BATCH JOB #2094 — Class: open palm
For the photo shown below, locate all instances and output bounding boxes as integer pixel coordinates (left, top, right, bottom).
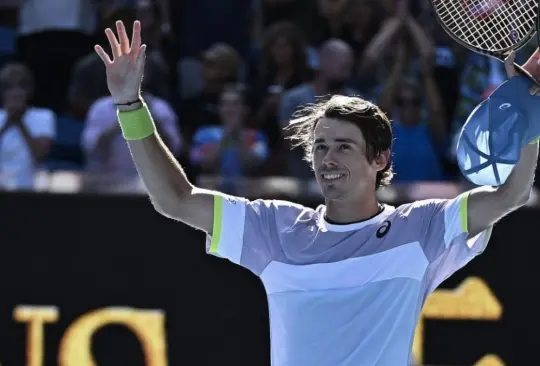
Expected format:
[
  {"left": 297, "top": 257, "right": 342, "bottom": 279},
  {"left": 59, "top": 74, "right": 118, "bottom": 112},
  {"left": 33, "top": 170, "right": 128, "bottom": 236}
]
[{"left": 95, "top": 20, "right": 147, "bottom": 104}]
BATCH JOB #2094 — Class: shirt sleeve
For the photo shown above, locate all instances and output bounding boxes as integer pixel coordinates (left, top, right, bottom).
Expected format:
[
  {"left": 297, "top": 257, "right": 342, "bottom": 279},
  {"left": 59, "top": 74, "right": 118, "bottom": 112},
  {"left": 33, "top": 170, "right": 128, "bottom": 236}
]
[
  {"left": 82, "top": 100, "right": 114, "bottom": 154},
  {"left": 412, "top": 192, "right": 493, "bottom": 293},
  {"left": 31, "top": 109, "right": 56, "bottom": 139},
  {"left": 206, "top": 193, "right": 304, "bottom": 275}
]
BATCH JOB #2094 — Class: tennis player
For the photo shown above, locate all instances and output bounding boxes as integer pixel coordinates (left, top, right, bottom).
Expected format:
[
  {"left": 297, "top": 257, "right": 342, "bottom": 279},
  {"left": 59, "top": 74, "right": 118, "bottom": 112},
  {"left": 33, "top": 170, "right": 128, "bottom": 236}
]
[{"left": 97, "top": 21, "right": 539, "bottom": 365}]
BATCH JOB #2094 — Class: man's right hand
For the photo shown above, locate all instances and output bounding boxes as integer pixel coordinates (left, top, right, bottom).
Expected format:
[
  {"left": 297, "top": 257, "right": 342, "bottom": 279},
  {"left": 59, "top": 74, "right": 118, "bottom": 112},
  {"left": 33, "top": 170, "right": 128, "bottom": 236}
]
[{"left": 95, "top": 21, "right": 147, "bottom": 105}]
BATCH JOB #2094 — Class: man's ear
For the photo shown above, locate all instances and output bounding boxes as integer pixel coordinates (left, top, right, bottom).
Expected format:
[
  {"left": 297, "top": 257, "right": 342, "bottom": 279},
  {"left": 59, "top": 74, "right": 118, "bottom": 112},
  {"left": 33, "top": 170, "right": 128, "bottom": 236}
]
[{"left": 373, "top": 150, "right": 390, "bottom": 172}]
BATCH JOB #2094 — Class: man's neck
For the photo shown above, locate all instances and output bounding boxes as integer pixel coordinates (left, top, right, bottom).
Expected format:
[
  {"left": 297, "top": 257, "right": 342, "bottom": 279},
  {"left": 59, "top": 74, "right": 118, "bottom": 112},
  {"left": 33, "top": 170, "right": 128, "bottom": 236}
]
[{"left": 324, "top": 195, "right": 380, "bottom": 225}]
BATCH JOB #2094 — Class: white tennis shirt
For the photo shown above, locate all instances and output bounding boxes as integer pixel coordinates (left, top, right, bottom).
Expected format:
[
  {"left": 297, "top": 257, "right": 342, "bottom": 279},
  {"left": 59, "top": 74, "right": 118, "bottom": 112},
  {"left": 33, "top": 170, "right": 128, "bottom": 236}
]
[{"left": 207, "top": 192, "right": 492, "bottom": 366}]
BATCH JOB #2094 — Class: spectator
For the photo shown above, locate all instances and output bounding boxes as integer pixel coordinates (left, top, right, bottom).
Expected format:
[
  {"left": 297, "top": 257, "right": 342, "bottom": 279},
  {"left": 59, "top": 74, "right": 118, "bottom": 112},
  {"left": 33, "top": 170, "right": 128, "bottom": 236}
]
[
  {"left": 252, "top": 21, "right": 311, "bottom": 171},
  {"left": 190, "top": 84, "right": 268, "bottom": 194},
  {"left": 17, "top": 0, "right": 98, "bottom": 113},
  {"left": 279, "top": 38, "right": 357, "bottom": 178},
  {"left": 0, "top": 63, "right": 55, "bottom": 190},
  {"left": 81, "top": 69, "right": 181, "bottom": 192},
  {"left": 358, "top": 0, "right": 427, "bottom": 98},
  {"left": 179, "top": 43, "right": 242, "bottom": 140},
  {"left": 416, "top": 5, "right": 468, "bottom": 129},
  {"left": 378, "top": 39, "right": 447, "bottom": 183},
  {"left": 341, "top": 0, "right": 381, "bottom": 59}
]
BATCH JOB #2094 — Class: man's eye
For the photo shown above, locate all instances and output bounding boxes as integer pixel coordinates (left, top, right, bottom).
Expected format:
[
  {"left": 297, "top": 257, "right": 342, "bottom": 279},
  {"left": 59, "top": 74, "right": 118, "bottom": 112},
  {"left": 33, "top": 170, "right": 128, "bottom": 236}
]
[
  {"left": 315, "top": 145, "right": 327, "bottom": 151},
  {"left": 339, "top": 144, "right": 351, "bottom": 151}
]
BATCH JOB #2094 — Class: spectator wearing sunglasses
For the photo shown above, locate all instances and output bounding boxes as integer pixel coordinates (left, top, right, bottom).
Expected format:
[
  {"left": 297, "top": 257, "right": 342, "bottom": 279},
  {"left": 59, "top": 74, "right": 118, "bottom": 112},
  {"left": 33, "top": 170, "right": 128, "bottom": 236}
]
[{"left": 377, "top": 41, "right": 447, "bottom": 183}]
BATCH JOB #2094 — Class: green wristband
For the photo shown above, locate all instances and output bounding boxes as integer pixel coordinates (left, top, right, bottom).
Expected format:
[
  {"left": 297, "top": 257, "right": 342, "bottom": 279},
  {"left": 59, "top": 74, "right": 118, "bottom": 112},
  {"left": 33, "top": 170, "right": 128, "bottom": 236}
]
[
  {"left": 117, "top": 103, "right": 156, "bottom": 140},
  {"left": 529, "top": 137, "right": 540, "bottom": 145}
]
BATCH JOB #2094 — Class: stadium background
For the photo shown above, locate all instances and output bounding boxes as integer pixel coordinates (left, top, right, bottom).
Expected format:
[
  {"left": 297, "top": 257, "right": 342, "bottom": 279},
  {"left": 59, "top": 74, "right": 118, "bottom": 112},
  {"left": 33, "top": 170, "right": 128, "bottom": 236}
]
[{"left": 0, "top": 1, "right": 539, "bottom": 365}]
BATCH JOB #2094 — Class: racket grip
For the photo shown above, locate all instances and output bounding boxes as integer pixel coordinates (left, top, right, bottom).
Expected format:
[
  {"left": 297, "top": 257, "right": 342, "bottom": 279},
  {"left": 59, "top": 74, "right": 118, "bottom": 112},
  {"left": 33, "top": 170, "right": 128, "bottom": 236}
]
[{"left": 513, "top": 63, "right": 540, "bottom": 88}]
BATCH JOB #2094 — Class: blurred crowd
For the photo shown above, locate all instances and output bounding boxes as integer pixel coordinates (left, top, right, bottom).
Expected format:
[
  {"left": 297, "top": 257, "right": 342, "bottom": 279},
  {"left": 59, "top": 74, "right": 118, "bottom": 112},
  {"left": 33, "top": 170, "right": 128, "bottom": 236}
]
[{"left": 0, "top": 0, "right": 537, "bottom": 195}]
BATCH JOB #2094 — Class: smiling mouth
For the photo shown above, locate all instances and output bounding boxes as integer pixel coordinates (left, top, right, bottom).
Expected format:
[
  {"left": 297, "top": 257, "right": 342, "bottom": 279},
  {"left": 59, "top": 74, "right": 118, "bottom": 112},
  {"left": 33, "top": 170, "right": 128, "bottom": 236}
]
[{"left": 321, "top": 173, "right": 346, "bottom": 182}]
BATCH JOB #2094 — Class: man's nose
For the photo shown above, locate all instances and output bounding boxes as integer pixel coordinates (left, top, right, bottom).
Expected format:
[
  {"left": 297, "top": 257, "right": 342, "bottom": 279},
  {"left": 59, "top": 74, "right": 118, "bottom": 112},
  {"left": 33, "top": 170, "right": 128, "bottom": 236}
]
[{"left": 322, "top": 151, "right": 338, "bottom": 168}]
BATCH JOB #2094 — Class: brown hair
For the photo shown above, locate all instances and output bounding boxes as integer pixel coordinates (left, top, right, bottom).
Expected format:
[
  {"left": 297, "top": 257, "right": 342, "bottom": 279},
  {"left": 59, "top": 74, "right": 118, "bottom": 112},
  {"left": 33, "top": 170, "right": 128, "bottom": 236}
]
[
  {"left": 259, "top": 21, "right": 309, "bottom": 82},
  {"left": 286, "top": 95, "right": 393, "bottom": 188},
  {"left": 202, "top": 43, "right": 241, "bottom": 82}
]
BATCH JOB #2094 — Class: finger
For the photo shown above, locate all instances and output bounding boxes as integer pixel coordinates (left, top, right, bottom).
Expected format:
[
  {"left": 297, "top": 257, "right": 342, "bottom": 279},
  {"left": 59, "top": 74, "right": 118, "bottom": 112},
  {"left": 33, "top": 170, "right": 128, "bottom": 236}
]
[
  {"left": 130, "top": 21, "right": 142, "bottom": 56},
  {"left": 116, "top": 21, "right": 130, "bottom": 54},
  {"left": 105, "top": 28, "right": 122, "bottom": 58},
  {"left": 504, "top": 51, "right": 518, "bottom": 78},
  {"left": 94, "top": 45, "right": 113, "bottom": 66},
  {"left": 135, "top": 44, "right": 147, "bottom": 76},
  {"left": 526, "top": 47, "right": 540, "bottom": 65},
  {"left": 137, "top": 44, "right": 147, "bottom": 67}
]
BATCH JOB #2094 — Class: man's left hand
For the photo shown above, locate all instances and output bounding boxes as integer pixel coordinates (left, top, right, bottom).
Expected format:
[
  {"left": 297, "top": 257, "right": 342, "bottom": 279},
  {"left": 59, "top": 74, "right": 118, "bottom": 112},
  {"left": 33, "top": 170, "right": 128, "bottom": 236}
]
[{"left": 505, "top": 48, "right": 540, "bottom": 80}]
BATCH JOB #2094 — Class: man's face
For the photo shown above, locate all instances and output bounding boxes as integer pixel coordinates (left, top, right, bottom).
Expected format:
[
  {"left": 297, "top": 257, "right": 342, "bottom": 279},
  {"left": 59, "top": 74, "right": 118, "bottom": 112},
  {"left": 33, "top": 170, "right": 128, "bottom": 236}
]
[{"left": 312, "top": 118, "right": 387, "bottom": 200}]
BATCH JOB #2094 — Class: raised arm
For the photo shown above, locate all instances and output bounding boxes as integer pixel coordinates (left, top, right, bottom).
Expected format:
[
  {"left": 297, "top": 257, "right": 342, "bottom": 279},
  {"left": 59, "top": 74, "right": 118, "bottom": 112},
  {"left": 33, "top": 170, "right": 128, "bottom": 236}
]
[
  {"left": 95, "top": 20, "right": 214, "bottom": 233},
  {"left": 466, "top": 51, "right": 540, "bottom": 237},
  {"left": 360, "top": 0, "right": 407, "bottom": 72}
]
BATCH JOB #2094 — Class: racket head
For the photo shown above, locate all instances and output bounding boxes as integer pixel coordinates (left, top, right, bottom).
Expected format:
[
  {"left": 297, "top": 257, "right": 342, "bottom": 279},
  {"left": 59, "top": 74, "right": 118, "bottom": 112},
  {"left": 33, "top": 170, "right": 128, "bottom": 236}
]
[{"left": 429, "top": 0, "right": 539, "bottom": 60}]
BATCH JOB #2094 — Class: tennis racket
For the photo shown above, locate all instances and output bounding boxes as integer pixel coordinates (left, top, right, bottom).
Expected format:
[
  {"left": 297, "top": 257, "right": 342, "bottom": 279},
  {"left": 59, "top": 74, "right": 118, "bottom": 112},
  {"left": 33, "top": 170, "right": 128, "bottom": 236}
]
[{"left": 430, "top": 0, "right": 540, "bottom": 87}]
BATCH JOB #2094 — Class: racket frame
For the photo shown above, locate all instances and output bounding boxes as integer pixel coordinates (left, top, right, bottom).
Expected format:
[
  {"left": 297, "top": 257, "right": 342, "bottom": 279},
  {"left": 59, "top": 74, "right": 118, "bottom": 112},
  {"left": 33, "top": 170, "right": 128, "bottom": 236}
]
[{"left": 429, "top": 0, "right": 540, "bottom": 88}]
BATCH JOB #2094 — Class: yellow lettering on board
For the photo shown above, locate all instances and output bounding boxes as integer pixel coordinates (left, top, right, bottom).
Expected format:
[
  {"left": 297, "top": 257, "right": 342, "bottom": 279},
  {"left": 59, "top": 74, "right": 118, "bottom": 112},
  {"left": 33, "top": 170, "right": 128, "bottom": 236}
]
[
  {"left": 58, "top": 307, "right": 167, "bottom": 366},
  {"left": 413, "top": 277, "right": 503, "bottom": 364},
  {"left": 13, "top": 306, "right": 59, "bottom": 366}
]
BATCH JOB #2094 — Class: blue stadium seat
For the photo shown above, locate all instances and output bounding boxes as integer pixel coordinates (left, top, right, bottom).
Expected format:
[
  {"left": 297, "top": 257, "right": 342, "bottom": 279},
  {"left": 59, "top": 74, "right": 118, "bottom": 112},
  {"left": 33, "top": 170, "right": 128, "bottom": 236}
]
[
  {"left": 0, "top": 27, "right": 15, "bottom": 55},
  {"left": 0, "top": 26, "right": 15, "bottom": 69}
]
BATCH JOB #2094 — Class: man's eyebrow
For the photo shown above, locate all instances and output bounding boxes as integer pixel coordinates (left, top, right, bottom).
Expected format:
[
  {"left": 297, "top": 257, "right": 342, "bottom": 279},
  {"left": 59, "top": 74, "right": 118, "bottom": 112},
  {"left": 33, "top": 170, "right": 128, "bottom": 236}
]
[
  {"left": 314, "top": 138, "right": 358, "bottom": 144},
  {"left": 335, "top": 138, "right": 358, "bottom": 144}
]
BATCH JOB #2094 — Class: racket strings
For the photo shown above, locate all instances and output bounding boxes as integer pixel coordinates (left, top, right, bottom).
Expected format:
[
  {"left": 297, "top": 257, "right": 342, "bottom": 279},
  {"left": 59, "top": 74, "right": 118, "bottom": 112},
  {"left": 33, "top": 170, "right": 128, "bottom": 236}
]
[{"left": 433, "top": 0, "right": 537, "bottom": 53}]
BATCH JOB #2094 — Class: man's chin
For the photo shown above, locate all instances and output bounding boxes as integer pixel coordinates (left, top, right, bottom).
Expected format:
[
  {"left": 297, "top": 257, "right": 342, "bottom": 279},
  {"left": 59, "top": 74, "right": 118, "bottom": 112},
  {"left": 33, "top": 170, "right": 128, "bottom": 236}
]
[{"left": 320, "top": 185, "right": 347, "bottom": 200}]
